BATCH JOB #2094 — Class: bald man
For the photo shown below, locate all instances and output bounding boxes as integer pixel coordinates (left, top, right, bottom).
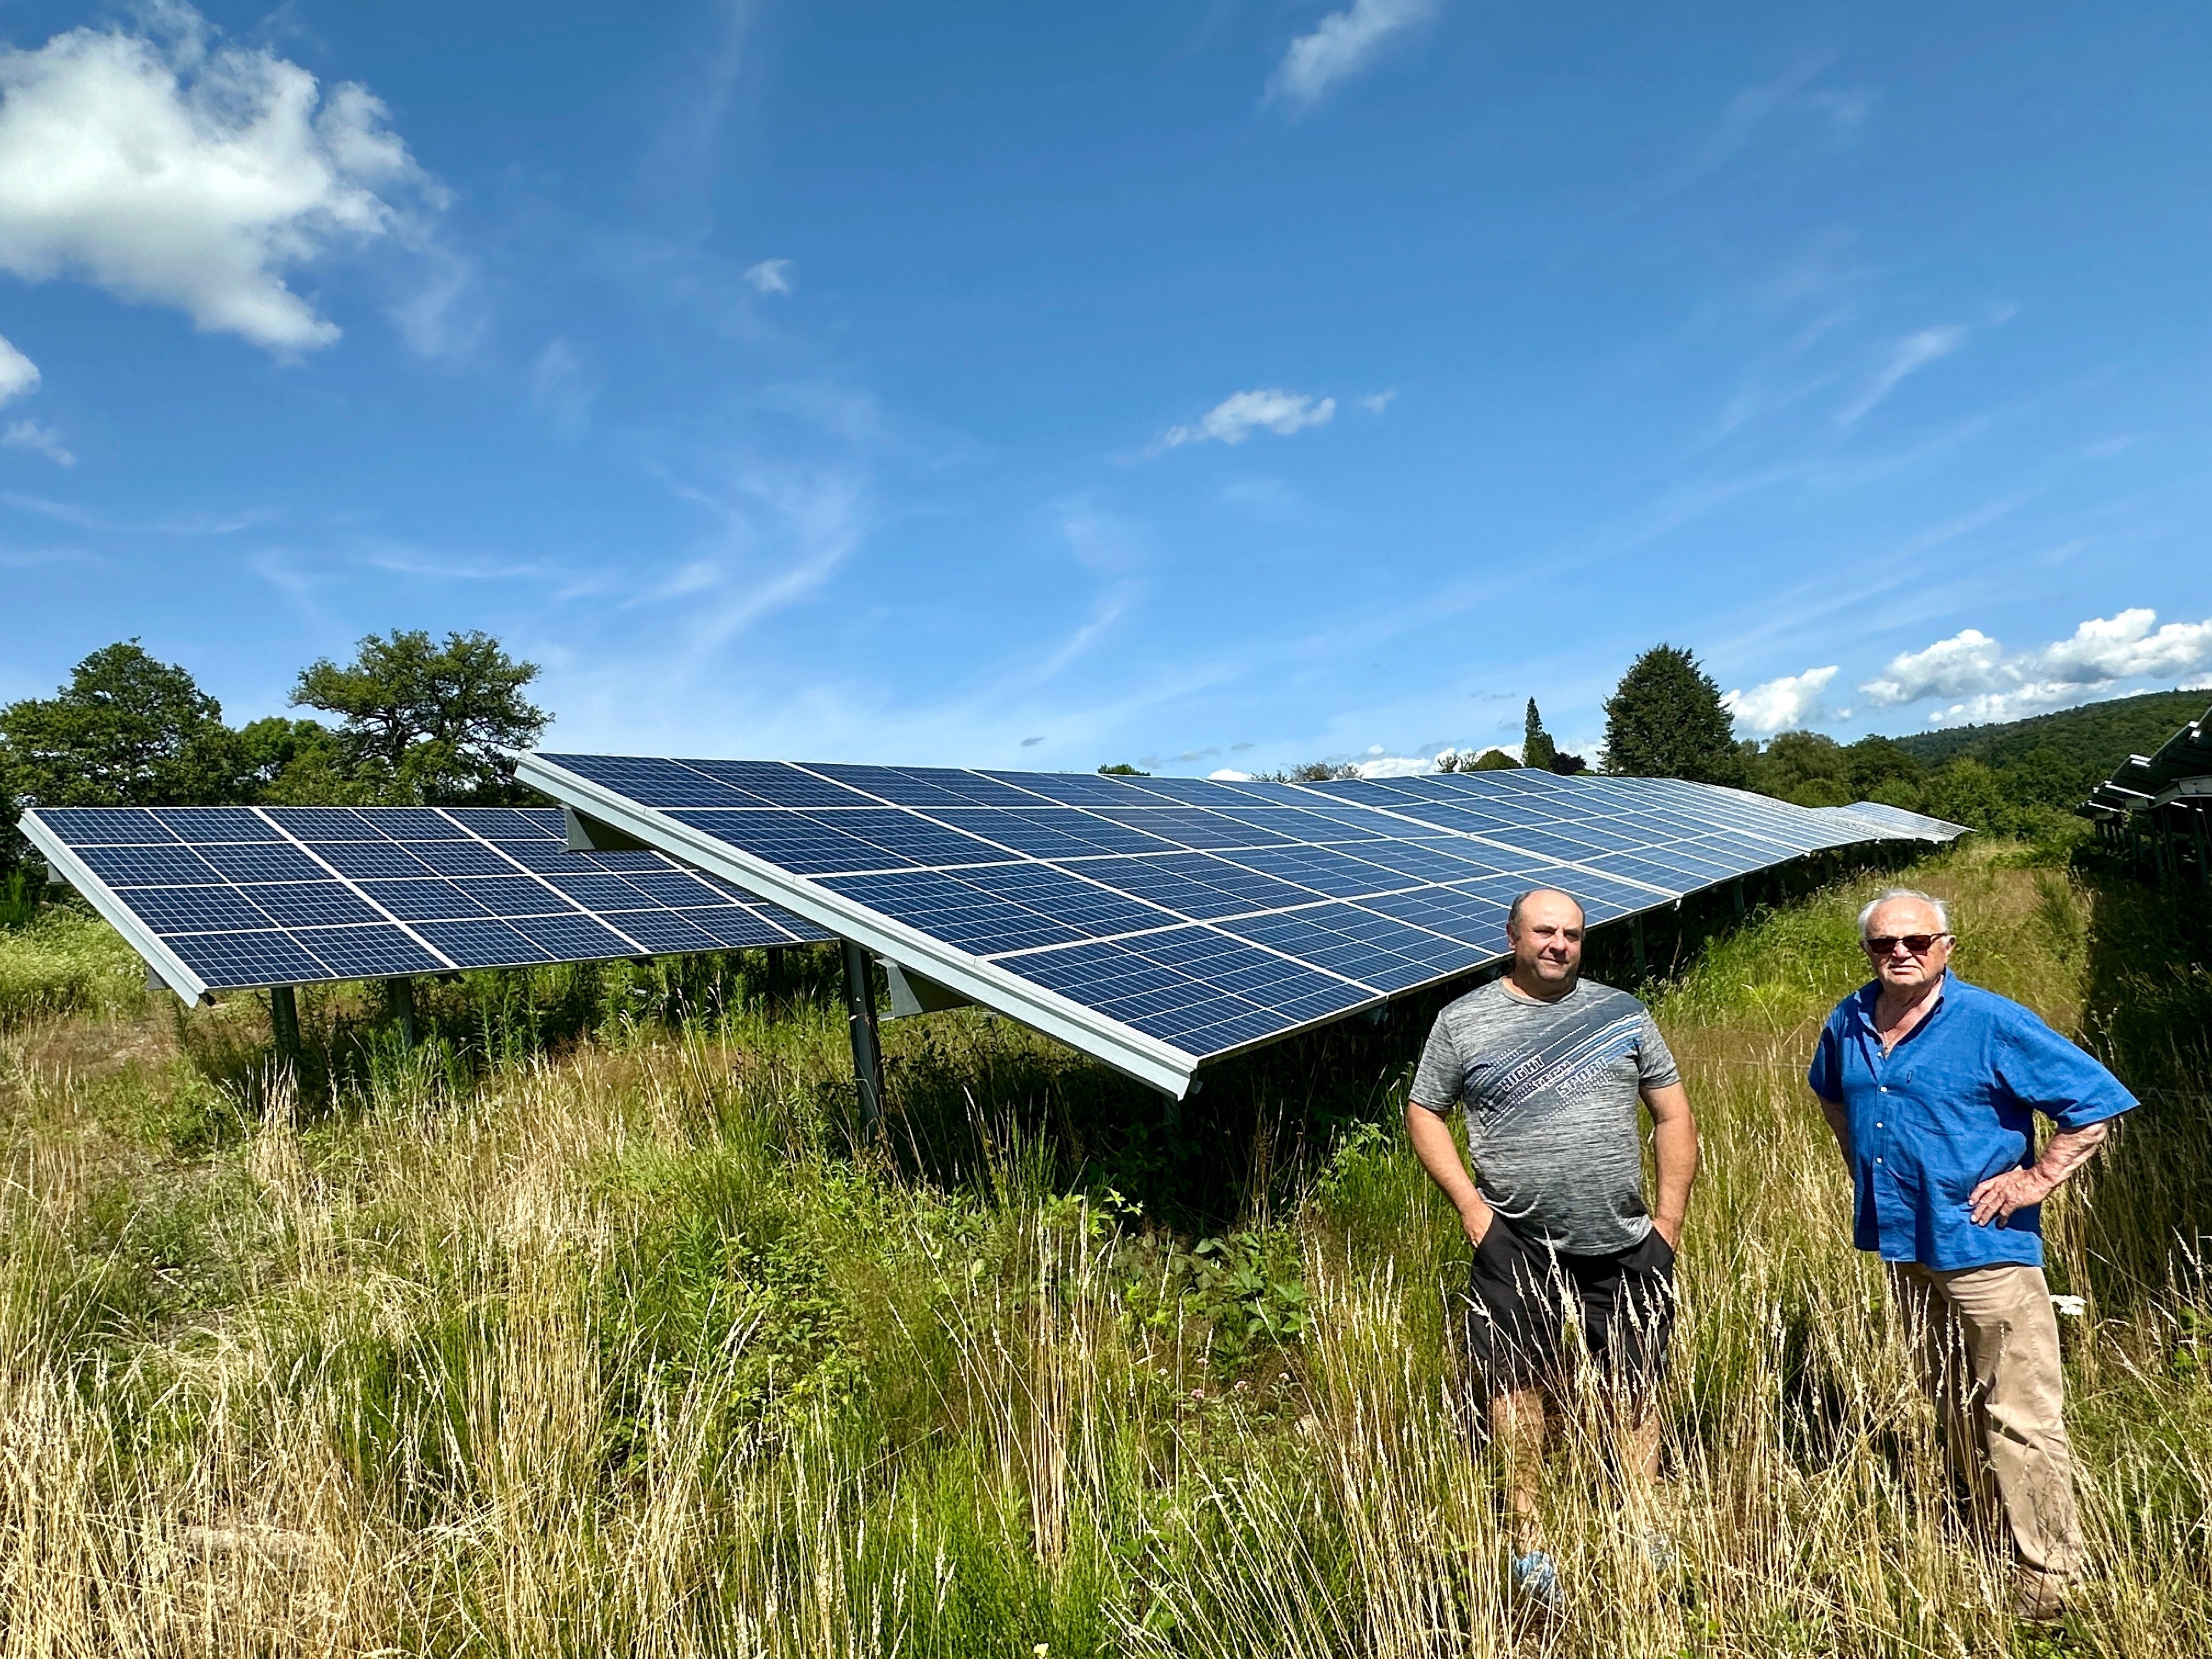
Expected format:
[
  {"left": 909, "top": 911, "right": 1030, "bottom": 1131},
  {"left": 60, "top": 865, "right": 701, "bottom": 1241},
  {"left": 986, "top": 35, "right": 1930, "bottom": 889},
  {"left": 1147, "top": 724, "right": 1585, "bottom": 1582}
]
[{"left": 1408, "top": 887, "right": 1699, "bottom": 1610}]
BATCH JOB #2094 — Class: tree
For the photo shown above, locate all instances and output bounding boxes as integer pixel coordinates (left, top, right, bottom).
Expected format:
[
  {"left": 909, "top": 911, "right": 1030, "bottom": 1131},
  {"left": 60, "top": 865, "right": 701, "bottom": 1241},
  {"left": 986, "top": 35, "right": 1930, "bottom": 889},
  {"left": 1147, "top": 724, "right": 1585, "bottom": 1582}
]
[
  {"left": 235, "top": 715, "right": 379, "bottom": 805},
  {"left": 1097, "top": 762, "right": 1150, "bottom": 776},
  {"left": 1522, "top": 700, "right": 1558, "bottom": 771},
  {"left": 1601, "top": 645, "right": 1745, "bottom": 785},
  {"left": 1, "top": 641, "right": 245, "bottom": 812},
  {"left": 292, "top": 630, "right": 548, "bottom": 804},
  {"left": 1470, "top": 747, "right": 1520, "bottom": 771}
]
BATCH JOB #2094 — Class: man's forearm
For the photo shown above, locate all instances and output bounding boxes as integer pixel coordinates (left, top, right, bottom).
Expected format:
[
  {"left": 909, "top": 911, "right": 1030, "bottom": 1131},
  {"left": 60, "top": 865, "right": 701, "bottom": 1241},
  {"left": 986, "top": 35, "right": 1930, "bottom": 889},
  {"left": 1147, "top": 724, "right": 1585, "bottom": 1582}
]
[
  {"left": 2034, "top": 1121, "right": 2109, "bottom": 1187},
  {"left": 1651, "top": 1114, "right": 1698, "bottom": 1241},
  {"left": 1406, "top": 1102, "right": 1489, "bottom": 1240}
]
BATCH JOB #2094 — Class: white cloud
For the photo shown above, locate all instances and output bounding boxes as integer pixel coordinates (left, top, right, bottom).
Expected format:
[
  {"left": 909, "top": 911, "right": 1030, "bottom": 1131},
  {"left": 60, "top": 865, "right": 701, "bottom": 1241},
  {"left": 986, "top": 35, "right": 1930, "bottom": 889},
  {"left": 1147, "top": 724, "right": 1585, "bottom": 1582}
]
[
  {"left": 1860, "top": 628, "right": 2005, "bottom": 705},
  {"left": 1864, "top": 610, "right": 2212, "bottom": 724},
  {"left": 1208, "top": 767, "right": 1253, "bottom": 781},
  {"left": 0, "top": 6, "right": 445, "bottom": 353},
  {"left": 1359, "top": 390, "right": 1396, "bottom": 414},
  {"left": 1269, "top": 0, "right": 1435, "bottom": 109},
  {"left": 1160, "top": 388, "right": 1335, "bottom": 449},
  {"left": 745, "top": 258, "right": 794, "bottom": 295},
  {"left": 2036, "top": 608, "right": 2212, "bottom": 686},
  {"left": 1836, "top": 325, "right": 1964, "bottom": 425},
  {"left": 0, "top": 334, "right": 39, "bottom": 404},
  {"left": 3, "top": 419, "right": 74, "bottom": 466},
  {"left": 1723, "top": 664, "right": 1838, "bottom": 735}
]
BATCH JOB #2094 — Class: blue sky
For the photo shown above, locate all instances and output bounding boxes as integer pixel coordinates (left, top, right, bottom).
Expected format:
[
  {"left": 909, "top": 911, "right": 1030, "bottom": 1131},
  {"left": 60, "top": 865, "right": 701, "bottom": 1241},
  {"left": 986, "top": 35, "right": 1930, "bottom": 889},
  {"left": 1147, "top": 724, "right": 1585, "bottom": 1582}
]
[{"left": 0, "top": 1, "right": 2206, "bottom": 777}]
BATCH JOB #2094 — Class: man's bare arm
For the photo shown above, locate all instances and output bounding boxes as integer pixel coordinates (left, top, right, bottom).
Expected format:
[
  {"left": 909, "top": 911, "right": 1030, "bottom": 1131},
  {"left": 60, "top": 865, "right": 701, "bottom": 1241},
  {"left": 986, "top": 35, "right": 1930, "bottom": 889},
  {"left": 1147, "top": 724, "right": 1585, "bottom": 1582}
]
[
  {"left": 1406, "top": 1101, "right": 1491, "bottom": 1246},
  {"left": 1970, "top": 1120, "right": 2111, "bottom": 1225},
  {"left": 1641, "top": 1080, "right": 1699, "bottom": 1248}
]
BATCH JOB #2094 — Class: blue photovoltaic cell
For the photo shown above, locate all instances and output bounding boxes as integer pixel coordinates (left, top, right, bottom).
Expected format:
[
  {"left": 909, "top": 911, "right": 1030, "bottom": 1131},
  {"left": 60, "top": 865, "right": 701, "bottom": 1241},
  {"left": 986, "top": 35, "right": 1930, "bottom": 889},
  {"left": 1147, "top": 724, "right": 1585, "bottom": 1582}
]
[
  {"left": 358, "top": 878, "right": 496, "bottom": 921},
  {"left": 38, "top": 808, "right": 177, "bottom": 844},
  {"left": 518, "top": 754, "right": 1951, "bottom": 1071},
  {"left": 27, "top": 804, "right": 831, "bottom": 992},
  {"left": 77, "top": 844, "right": 220, "bottom": 885},
  {"left": 199, "top": 844, "right": 328, "bottom": 884},
  {"left": 311, "top": 842, "right": 437, "bottom": 880},
  {"left": 246, "top": 883, "right": 386, "bottom": 928},
  {"left": 167, "top": 930, "right": 330, "bottom": 989},
  {"left": 414, "top": 918, "right": 552, "bottom": 967},
  {"left": 152, "top": 807, "right": 279, "bottom": 842},
  {"left": 953, "top": 862, "right": 1176, "bottom": 937},
  {"left": 297, "top": 926, "right": 447, "bottom": 979},
  {"left": 822, "top": 870, "right": 1087, "bottom": 955}
]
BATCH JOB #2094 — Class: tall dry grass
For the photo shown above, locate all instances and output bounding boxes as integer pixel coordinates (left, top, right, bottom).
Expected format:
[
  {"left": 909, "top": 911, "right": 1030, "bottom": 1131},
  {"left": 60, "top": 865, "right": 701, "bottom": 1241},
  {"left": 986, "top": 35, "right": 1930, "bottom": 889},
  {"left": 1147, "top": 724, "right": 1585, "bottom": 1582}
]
[{"left": 0, "top": 843, "right": 2207, "bottom": 1655}]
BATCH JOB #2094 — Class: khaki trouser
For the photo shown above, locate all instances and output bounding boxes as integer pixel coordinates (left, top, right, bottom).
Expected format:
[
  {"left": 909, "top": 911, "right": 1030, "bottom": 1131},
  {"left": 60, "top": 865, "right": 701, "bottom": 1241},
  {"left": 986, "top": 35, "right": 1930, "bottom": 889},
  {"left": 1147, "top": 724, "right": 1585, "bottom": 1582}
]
[{"left": 1889, "top": 1261, "right": 2084, "bottom": 1578}]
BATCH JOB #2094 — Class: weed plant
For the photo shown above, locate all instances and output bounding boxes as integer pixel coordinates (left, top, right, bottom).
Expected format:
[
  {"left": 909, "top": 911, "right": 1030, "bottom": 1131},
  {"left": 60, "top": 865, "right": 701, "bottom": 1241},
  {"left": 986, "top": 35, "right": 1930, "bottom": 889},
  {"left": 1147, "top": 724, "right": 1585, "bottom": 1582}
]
[{"left": 1, "top": 843, "right": 2208, "bottom": 1655}]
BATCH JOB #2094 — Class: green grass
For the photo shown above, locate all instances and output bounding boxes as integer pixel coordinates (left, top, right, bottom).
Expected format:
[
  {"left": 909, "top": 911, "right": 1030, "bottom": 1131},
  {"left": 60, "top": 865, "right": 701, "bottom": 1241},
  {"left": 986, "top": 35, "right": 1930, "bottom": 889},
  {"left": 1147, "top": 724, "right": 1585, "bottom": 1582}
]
[{"left": 1, "top": 844, "right": 2208, "bottom": 1655}]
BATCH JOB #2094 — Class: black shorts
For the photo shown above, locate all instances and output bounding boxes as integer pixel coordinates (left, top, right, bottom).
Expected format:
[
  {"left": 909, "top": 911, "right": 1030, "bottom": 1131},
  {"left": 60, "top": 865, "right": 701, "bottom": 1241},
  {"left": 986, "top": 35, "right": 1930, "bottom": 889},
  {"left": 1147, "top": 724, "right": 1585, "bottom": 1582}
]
[{"left": 1464, "top": 1214, "right": 1676, "bottom": 1407}]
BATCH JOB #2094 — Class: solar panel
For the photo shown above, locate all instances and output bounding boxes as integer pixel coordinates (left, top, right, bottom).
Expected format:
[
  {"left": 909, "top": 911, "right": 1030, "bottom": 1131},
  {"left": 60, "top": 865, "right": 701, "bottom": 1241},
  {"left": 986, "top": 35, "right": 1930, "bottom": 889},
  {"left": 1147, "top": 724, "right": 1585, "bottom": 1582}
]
[
  {"left": 21, "top": 805, "right": 832, "bottom": 1002},
  {"left": 518, "top": 754, "right": 1955, "bottom": 1096}
]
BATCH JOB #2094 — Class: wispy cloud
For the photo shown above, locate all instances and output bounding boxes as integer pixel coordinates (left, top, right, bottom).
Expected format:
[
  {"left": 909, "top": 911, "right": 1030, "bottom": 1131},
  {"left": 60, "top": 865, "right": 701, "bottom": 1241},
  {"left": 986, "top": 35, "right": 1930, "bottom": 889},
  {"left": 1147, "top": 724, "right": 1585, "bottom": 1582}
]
[
  {"left": 744, "top": 258, "right": 794, "bottom": 295},
  {"left": 1267, "top": 0, "right": 1435, "bottom": 110},
  {"left": 1158, "top": 388, "right": 1335, "bottom": 449},
  {"left": 0, "top": 491, "right": 276, "bottom": 533},
  {"left": 1359, "top": 390, "right": 1396, "bottom": 414},
  {"left": 1679, "top": 57, "right": 1873, "bottom": 185},
  {"left": 531, "top": 338, "right": 596, "bottom": 437},
  {"left": 1836, "top": 325, "right": 1965, "bottom": 425},
  {"left": 3, "top": 420, "right": 74, "bottom": 466}
]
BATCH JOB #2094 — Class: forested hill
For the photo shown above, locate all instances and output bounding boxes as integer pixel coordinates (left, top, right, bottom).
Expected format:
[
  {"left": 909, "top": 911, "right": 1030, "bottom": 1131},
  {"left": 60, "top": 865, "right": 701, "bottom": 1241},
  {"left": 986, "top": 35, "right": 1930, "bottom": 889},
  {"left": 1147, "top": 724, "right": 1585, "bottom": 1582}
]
[{"left": 1892, "top": 689, "right": 2209, "bottom": 775}]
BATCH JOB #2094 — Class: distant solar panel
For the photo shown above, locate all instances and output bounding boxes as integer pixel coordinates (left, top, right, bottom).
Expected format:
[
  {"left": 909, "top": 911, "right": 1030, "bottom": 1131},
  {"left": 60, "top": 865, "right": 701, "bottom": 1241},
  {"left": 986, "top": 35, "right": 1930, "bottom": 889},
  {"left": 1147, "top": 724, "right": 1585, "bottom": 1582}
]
[
  {"left": 520, "top": 754, "right": 1955, "bottom": 1096},
  {"left": 21, "top": 805, "right": 831, "bottom": 1003},
  {"left": 1808, "top": 800, "right": 1974, "bottom": 842}
]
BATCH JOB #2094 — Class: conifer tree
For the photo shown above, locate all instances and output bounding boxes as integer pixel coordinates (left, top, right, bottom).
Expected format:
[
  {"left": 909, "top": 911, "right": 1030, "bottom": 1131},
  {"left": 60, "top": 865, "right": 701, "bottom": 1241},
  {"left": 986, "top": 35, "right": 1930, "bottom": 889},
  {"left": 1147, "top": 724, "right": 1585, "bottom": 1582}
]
[
  {"left": 1522, "top": 699, "right": 1558, "bottom": 771},
  {"left": 1600, "top": 644, "right": 1745, "bottom": 784}
]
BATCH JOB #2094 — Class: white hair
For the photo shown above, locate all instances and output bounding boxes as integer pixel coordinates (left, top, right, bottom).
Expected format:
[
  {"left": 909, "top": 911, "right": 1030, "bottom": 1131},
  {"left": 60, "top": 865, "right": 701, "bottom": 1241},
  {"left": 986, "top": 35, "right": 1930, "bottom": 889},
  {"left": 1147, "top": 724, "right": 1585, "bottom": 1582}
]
[{"left": 1858, "top": 887, "right": 1951, "bottom": 936}]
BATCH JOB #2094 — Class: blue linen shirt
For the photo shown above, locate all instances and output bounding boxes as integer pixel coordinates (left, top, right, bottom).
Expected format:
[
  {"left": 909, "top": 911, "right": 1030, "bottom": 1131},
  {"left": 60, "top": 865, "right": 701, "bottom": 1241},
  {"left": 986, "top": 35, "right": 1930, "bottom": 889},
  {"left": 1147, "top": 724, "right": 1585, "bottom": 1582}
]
[{"left": 1807, "top": 973, "right": 2136, "bottom": 1270}]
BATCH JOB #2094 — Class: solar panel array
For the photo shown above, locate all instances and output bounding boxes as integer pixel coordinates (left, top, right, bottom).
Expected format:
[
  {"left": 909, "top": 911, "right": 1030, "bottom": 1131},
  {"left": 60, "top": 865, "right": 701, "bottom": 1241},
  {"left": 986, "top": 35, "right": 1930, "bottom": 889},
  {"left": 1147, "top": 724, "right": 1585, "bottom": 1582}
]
[
  {"left": 519, "top": 753, "right": 1959, "bottom": 1093},
  {"left": 22, "top": 804, "right": 830, "bottom": 1002}
]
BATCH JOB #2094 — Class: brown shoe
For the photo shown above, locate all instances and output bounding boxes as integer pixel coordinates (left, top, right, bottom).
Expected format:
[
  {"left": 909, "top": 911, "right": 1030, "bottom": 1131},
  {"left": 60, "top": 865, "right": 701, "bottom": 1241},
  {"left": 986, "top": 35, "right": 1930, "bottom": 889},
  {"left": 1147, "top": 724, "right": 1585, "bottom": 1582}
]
[{"left": 2011, "top": 1567, "right": 2072, "bottom": 1624}]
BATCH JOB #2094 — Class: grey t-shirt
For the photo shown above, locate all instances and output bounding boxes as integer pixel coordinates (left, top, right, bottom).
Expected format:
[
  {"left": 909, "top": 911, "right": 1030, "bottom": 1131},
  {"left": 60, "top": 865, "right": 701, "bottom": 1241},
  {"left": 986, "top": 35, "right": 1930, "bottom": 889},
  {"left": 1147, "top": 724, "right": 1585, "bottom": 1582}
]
[{"left": 1410, "top": 976, "right": 1679, "bottom": 1255}]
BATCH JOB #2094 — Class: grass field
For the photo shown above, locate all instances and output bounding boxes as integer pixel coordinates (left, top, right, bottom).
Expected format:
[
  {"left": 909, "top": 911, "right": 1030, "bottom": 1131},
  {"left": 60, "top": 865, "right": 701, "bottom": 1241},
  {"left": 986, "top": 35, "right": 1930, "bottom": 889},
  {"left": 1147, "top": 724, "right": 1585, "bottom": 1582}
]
[{"left": 2, "top": 843, "right": 2208, "bottom": 1656}]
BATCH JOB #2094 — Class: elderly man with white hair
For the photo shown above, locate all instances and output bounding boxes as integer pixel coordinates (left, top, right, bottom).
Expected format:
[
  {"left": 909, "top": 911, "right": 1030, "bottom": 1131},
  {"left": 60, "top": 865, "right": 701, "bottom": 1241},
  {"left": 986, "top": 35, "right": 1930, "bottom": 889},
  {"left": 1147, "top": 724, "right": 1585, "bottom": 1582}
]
[{"left": 1807, "top": 886, "right": 2135, "bottom": 1624}]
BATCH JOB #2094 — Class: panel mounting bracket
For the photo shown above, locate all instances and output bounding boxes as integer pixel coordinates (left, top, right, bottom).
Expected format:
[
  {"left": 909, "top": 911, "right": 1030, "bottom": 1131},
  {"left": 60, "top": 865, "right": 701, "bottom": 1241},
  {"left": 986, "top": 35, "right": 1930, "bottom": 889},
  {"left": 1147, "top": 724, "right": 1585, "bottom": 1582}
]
[
  {"left": 563, "top": 805, "right": 653, "bottom": 853},
  {"left": 881, "top": 958, "right": 979, "bottom": 1020}
]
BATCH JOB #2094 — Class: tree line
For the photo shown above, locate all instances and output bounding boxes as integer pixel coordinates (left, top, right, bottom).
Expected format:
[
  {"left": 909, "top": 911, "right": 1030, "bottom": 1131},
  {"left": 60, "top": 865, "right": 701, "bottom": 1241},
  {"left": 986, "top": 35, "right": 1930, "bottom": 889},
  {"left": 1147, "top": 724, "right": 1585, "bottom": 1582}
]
[
  {"left": 1602, "top": 643, "right": 2096, "bottom": 842},
  {"left": 1, "top": 633, "right": 548, "bottom": 876}
]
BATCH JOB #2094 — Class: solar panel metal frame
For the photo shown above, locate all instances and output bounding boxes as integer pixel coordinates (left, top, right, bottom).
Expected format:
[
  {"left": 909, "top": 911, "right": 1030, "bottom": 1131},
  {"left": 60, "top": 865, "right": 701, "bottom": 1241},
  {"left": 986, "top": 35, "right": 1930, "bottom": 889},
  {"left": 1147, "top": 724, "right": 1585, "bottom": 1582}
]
[
  {"left": 20, "top": 804, "right": 830, "bottom": 1004},
  {"left": 519, "top": 753, "right": 1963, "bottom": 1098}
]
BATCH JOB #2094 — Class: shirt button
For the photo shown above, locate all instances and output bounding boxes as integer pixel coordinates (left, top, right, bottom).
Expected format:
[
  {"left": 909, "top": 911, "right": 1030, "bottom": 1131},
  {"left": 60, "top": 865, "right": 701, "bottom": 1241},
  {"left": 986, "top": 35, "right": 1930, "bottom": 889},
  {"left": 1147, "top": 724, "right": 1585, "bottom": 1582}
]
[
  {"left": 1875, "top": 1157, "right": 1883, "bottom": 1164},
  {"left": 1875, "top": 1121, "right": 1883, "bottom": 1128},
  {"left": 1880, "top": 1086, "right": 1889, "bottom": 1093}
]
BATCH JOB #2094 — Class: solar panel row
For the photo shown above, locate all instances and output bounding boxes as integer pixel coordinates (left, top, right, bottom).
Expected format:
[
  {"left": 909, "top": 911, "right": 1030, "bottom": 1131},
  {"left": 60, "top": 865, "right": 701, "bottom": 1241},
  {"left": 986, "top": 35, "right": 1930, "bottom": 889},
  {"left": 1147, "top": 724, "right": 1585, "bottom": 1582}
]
[
  {"left": 518, "top": 754, "right": 1956, "bottom": 1092},
  {"left": 21, "top": 804, "right": 829, "bottom": 1000}
]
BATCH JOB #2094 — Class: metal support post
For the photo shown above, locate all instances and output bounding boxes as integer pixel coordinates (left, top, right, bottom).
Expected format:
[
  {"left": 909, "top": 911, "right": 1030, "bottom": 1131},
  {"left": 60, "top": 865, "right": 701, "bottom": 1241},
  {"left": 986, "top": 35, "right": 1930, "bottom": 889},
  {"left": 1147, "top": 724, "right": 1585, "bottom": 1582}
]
[
  {"left": 1731, "top": 878, "right": 1746, "bottom": 919},
  {"left": 840, "top": 938, "right": 884, "bottom": 1129},
  {"left": 1630, "top": 916, "right": 1647, "bottom": 981},
  {"left": 765, "top": 945, "right": 786, "bottom": 1006},
  {"left": 386, "top": 977, "right": 417, "bottom": 1046},
  {"left": 269, "top": 984, "right": 300, "bottom": 1066}
]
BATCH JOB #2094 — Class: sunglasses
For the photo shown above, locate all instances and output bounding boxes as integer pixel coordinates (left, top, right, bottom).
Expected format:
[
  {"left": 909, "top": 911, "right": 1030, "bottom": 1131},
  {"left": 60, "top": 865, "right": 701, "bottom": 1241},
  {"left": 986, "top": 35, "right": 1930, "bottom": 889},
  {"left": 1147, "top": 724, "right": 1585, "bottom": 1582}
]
[{"left": 1863, "top": 933, "right": 1951, "bottom": 956}]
